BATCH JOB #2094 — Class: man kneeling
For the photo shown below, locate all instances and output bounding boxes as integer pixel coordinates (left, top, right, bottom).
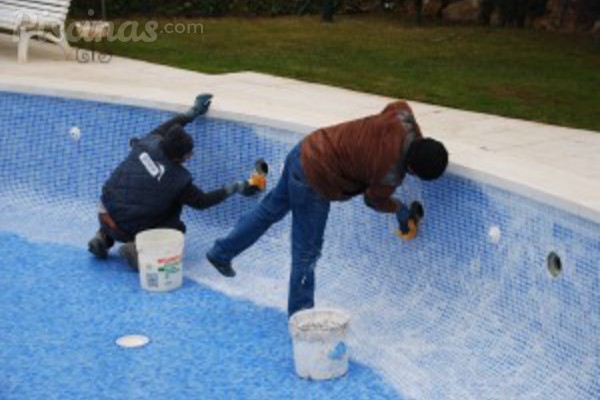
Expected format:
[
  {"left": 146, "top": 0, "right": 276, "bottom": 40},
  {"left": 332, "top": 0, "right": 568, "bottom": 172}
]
[{"left": 88, "top": 94, "right": 259, "bottom": 268}]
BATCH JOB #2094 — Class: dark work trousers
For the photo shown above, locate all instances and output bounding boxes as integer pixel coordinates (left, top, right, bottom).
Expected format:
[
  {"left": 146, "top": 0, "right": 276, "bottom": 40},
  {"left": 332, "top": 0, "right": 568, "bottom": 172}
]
[
  {"left": 208, "top": 144, "right": 331, "bottom": 317},
  {"left": 100, "top": 204, "right": 186, "bottom": 244}
]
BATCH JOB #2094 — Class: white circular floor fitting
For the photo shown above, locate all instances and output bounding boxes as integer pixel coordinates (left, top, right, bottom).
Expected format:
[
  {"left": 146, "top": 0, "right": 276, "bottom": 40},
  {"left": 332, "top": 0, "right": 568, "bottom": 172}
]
[
  {"left": 69, "top": 126, "right": 81, "bottom": 141},
  {"left": 115, "top": 334, "right": 150, "bottom": 348}
]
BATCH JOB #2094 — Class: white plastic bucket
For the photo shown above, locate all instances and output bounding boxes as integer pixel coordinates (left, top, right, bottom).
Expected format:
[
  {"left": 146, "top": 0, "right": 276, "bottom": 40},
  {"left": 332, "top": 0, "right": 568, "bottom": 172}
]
[
  {"left": 288, "top": 308, "right": 351, "bottom": 380},
  {"left": 135, "top": 229, "right": 185, "bottom": 292}
]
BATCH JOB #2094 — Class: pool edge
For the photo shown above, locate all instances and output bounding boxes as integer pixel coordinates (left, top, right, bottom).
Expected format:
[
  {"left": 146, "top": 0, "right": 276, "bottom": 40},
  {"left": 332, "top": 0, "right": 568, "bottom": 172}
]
[{"left": 2, "top": 83, "right": 599, "bottom": 225}]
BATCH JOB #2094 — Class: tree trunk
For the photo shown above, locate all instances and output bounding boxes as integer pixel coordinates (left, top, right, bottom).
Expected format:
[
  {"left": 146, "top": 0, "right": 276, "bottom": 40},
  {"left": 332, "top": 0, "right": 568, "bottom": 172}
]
[{"left": 322, "top": 0, "right": 336, "bottom": 22}]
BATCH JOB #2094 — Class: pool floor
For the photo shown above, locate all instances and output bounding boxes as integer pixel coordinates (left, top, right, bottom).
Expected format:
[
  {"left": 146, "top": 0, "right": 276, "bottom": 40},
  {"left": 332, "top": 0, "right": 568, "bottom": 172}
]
[{"left": 0, "top": 232, "right": 402, "bottom": 400}]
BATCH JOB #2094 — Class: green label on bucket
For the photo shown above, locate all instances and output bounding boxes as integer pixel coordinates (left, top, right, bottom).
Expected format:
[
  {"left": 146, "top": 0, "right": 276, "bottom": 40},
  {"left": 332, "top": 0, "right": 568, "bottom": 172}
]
[
  {"left": 158, "top": 263, "right": 180, "bottom": 279},
  {"left": 156, "top": 255, "right": 182, "bottom": 279}
]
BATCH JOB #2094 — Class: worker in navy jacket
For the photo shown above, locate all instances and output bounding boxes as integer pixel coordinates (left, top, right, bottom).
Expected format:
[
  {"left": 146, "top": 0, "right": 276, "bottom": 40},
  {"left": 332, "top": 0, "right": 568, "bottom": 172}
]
[{"left": 88, "top": 94, "right": 259, "bottom": 269}]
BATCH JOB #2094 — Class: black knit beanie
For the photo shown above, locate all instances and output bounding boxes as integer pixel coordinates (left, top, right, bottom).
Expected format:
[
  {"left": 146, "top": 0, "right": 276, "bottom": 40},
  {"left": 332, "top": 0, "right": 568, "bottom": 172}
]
[
  {"left": 161, "top": 124, "right": 194, "bottom": 160},
  {"left": 406, "top": 138, "right": 448, "bottom": 181}
]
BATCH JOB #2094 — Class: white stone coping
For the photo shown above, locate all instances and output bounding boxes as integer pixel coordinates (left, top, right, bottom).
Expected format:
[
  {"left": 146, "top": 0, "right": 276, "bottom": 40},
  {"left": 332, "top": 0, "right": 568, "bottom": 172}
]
[{"left": 2, "top": 80, "right": 598, "bottom": 224}]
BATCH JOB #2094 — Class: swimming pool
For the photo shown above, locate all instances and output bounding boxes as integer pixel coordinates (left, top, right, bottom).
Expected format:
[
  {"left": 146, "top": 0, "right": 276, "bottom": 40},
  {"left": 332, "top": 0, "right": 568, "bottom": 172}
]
[{"left": 0, "top": 91, "right": 598, "bottom": 399}]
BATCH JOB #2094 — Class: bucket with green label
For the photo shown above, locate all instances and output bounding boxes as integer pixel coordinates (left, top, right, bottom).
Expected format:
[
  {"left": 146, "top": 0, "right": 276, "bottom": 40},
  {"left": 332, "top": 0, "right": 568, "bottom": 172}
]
[{"left": 135, "top": 229, "right": 184, "bottom": 292}]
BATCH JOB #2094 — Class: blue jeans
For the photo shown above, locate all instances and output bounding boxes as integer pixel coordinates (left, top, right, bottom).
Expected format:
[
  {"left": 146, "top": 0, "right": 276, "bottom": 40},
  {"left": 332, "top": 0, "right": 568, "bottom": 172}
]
[{"left": 208, "top": 144, "right": 331, "bottom": 316}]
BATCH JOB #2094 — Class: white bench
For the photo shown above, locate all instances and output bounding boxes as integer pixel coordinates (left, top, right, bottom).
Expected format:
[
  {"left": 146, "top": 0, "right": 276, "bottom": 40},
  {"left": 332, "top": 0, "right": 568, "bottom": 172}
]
[{"left": 0, "top": 0, "right": 72, "bottom": 63}]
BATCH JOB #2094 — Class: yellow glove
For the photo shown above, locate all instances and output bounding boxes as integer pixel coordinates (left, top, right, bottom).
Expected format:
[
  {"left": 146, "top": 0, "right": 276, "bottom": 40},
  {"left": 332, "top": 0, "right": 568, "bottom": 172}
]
[
  {"left": 248, "top": 173, "right": 267, "bottom": 192},
  {"left": 395, "top": 201, "right": 424, "bottom": 241},
  {"left": 247, "top": 158, "right": 269, "bottom": 192},
  {"left": 396, "top": 219, "right": 418, "bottom": 241}
]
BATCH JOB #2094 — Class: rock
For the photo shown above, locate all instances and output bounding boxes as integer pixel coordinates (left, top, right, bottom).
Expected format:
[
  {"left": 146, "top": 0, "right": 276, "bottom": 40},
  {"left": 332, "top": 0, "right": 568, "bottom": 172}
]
[
  {"left": 542, "top": 0, "right": 579, "bottom": 31},
  {"left": 423, "top": 0, "right": 460, "bottom": 18},
  {"left": 423, "top": 0, "right": 444, "bottom": 17},
  {"left": 532, "top": 15, "right": 554, "bottom": 30},
  {"left": 441, "top": 0, "right": 480, "bottom": 22}
]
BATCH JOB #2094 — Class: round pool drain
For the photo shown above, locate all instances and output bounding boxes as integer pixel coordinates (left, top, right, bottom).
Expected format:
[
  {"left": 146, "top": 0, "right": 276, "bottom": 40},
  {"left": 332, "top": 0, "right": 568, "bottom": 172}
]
[
  {"left": 116, "top": 334, "right": 150, "bottom": 348},
  {"left": 488, "top": 225, "right": 501, "bottom": 244},
  {"left": 547, "top": 252, "right": 562, "bottom": 278},
  {"left": 69, "top": 126, "right": 81, "bottom": 141}
]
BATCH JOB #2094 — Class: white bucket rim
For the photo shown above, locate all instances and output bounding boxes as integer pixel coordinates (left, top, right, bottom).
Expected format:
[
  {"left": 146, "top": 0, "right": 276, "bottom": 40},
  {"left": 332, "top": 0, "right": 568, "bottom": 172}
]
[
  {"left": 289, "top": 308, "right": 351, "bottom": 336},
  {"left": 135, "top": 228, "right": 184, "bottom": 247}
]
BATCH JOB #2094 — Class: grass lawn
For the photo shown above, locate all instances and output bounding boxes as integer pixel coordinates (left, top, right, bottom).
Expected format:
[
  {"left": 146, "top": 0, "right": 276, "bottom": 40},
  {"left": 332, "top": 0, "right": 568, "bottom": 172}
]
[{"left": 89, "top": 15, "right": 599, "bottom": 131}]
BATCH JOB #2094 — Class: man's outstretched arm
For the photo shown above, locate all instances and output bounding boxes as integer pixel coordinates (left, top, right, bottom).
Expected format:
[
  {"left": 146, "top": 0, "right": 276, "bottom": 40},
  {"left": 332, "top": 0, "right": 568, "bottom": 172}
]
[
  {"left": 178, "top": 178, "right": 260, "bottom": 210},
  {"left": 364, "top": 185, "right": 400, "bottom": 213},
  {"left": 145, "top": 94, "right": 213, "bottom": 139},
  {"left": 178, "top": 183, "right": 229, "bottom": 210}
]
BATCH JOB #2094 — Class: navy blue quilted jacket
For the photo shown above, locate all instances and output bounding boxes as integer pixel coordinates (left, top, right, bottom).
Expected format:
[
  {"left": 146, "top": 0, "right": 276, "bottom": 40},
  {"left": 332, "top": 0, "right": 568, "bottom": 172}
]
[{"left": 101, "top": 134, "right": 193, "bottom": 236}]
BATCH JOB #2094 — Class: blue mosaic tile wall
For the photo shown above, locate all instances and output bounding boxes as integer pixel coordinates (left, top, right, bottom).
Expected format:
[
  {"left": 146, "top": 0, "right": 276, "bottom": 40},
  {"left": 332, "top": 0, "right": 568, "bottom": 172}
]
[{"left": 0, "top": 91, "right": 598, "bottom": 399}]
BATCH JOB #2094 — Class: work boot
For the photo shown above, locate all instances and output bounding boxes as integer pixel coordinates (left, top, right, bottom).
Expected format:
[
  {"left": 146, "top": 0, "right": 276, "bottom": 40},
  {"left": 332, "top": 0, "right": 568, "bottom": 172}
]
[
  {"left": 206, "top": 251, "right": 236, "bottom": 277},
  {"left": 88, "top": 230, "right": 114, "bottom": 259},
  {"left": 119, "top": 242, "right": 139, "bottom": 270}
]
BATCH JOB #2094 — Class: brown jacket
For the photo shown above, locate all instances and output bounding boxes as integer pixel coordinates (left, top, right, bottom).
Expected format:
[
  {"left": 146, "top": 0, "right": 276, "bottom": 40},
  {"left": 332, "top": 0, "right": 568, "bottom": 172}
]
[{"left": 301, "top": 101, "right": 422, "bottom": 213}]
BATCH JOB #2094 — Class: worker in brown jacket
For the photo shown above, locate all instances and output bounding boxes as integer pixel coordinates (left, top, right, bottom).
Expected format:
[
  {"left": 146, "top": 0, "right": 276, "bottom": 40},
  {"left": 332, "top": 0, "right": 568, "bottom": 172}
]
[{"left": 206, "top": 101, "right": 448, "bottom": 316}]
